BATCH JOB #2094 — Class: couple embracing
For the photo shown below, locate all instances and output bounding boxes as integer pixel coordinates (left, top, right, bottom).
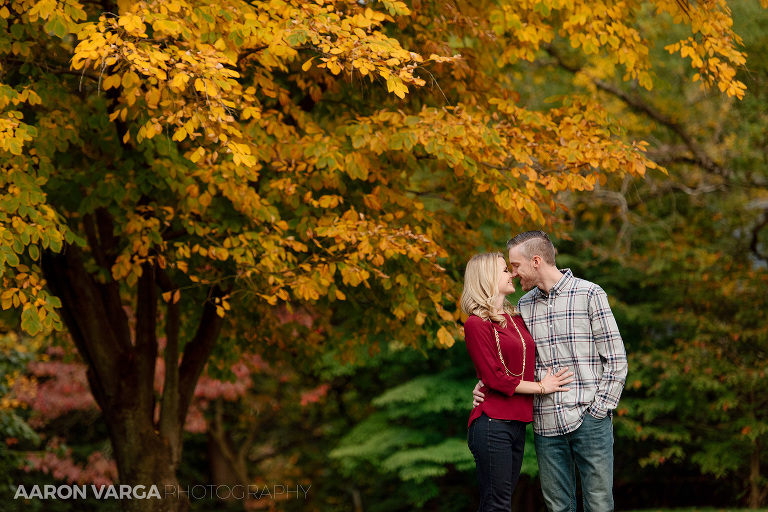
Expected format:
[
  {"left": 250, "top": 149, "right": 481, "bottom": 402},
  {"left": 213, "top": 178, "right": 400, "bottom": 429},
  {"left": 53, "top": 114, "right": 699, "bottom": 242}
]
[{"left": 461, "top": 231, "right": 628, "bottom": 512}]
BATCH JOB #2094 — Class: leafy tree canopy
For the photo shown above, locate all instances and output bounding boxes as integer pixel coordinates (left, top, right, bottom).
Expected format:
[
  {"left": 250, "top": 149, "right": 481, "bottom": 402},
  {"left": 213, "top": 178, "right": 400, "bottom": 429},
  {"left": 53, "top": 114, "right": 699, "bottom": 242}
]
[{"left": 1, "top": 0, "right": 765, "bottom": 510}]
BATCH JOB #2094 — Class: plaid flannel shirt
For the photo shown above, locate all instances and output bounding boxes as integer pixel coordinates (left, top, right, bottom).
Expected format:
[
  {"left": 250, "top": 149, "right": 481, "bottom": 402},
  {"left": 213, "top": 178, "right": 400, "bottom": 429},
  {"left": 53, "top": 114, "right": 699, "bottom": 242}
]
[{"left": 518, "top": 269, "right": 628, "bottom": 436}]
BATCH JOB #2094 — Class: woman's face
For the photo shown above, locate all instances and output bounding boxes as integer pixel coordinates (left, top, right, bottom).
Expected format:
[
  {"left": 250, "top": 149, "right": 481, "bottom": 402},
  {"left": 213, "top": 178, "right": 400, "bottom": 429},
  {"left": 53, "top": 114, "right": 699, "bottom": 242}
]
[{"left": 496, "top": 256, "right": 516, "bottom": 297}]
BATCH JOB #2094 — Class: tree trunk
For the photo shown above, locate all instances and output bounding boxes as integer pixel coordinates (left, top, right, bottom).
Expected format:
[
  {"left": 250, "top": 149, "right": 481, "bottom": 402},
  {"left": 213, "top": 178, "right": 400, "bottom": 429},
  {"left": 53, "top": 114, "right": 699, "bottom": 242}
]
[
  {"left": 42, "top": 228, "right": 224, "bottom": 512},
  {"left": 749, "top": 440, "right": 767, "bottom": 509},
  {"left": 102, "top": 391, "right": 190, "bottom": 512},
  {"left": 207, "top": 431, "right": 248, "bottom": 506}
]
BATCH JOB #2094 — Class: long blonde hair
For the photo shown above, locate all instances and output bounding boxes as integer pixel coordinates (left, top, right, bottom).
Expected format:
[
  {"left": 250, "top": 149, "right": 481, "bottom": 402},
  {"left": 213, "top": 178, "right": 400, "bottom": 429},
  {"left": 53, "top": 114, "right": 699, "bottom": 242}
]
[{"left": 460, "top": 252, "right": 518, "bottom": 328}]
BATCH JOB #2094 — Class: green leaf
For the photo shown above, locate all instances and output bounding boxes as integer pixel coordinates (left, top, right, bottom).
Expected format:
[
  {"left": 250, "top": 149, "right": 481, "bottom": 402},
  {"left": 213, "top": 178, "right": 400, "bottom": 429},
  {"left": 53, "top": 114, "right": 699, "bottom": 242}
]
[
  {"left": 44, "top": 16, "right": 68, "bottom": 39},
  {"left": 21, "top": 306, "right": 42, "bottom": 336}
]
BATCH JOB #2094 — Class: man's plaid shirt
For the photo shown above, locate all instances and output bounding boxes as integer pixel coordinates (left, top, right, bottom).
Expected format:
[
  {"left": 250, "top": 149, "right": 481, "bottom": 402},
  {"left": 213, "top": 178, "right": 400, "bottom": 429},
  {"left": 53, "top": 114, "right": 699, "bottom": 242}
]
[{"left": 517, "top": 269, "right": 628, "bottom": 436}]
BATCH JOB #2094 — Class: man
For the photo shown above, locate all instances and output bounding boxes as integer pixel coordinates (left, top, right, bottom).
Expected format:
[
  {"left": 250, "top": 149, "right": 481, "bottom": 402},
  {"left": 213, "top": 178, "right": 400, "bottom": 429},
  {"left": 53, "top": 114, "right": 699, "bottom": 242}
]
[{"left": 473, "top": 230, "right": 627, "bottom": 512}]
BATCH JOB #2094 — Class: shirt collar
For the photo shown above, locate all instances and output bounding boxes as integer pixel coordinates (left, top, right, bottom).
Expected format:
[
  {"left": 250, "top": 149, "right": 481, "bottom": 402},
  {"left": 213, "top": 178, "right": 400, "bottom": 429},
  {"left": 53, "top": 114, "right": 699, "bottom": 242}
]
[{"left": 536, "top": 268, "right": 573, "bottom": 299}]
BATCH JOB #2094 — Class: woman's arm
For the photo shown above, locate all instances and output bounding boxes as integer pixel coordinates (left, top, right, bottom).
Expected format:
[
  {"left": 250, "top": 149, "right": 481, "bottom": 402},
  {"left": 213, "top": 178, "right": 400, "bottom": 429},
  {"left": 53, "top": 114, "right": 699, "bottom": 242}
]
[
  {"left": 513, "top": 368, "right": 573, "bottom": 394},
  {"left": 464, "top": 317, "right": 522, "bottom": 396},
  {"left": 472, "top": 368, "right": 574, "bottom": 406}
]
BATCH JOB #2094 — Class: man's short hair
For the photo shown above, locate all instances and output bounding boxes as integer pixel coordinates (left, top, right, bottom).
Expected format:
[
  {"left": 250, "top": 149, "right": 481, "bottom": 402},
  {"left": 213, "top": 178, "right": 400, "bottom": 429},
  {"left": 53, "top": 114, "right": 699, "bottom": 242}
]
[{"left": 506, "top": 230, "right": 556, "bottom": 266}]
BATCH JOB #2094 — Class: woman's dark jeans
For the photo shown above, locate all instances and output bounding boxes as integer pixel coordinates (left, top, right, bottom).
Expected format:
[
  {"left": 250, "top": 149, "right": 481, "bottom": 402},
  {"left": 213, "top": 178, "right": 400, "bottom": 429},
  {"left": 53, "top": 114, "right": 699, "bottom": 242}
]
[{"left": 468, "top": 413, "right": 527, "bottom": 512}]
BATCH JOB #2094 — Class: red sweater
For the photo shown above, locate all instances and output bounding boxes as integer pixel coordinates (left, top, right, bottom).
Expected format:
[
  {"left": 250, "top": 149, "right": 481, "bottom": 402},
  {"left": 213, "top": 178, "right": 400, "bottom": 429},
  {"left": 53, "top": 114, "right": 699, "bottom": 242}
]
[{"left": 465, "top": 313, "right": 535, "bottom": 427}]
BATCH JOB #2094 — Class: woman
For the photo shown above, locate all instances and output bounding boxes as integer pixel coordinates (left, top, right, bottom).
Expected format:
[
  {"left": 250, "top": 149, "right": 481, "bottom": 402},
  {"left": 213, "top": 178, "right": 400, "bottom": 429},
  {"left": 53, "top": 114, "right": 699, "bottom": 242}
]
[{"left": 461, "top": 252, "right": 573, "bottom": 511}]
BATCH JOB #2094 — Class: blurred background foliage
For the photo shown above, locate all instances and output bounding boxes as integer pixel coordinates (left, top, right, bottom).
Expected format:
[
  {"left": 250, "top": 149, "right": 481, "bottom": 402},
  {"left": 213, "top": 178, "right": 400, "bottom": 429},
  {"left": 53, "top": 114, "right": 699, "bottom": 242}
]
[{"left": 2, "top": 0, "right": 768, "bottom": 510}]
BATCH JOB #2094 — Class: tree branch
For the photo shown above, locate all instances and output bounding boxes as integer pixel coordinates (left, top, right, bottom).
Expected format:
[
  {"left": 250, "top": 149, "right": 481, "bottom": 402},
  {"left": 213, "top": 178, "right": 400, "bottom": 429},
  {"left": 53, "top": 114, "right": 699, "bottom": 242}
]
[
  {"left": 544, "top": 44, "right": 731, "bottom": 177},
  {"left": 162, "top": 228, "right": 188, "bottom": 242},
  {"left": 176, "top": 286, "right": 226, "bottom": 428},
  {"left": 94, "top": 209, "right": 133, "bottom": 350},
  {"left": 156, "top": 269, "right": 182, "bottom": 466},
  {"left": 208, "top": 399, "right": 249, "bottom": 485},
  {"left": 48, "top": 68, "right": 101, "bottom": 81},
  {"left": 135, "top": 264, "right": 158, "bottom": 422},
  {"left": 2, "top": 57, "right": 101, "bottom": 82},
  {"left": 750, "top": 210, "right": 768, "bottom": 263},
  {"left": 82, "top": 213, "right": 109, "bottom": 270},
  {"left": 405, "top": 188, "right": 454, "bottom": 203},
  {"left": 96, "top": 208, "right": 119, "bottom": 261},
  {"left": 237, "top": 46, "right": 269, "bottom": 63},
  {"left": 41, "top": 246, "right": 133, "bottom": 409}
]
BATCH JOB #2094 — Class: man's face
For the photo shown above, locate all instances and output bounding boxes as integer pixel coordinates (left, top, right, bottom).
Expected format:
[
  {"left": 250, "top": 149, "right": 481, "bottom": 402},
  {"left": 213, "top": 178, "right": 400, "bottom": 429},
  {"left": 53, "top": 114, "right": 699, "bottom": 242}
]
[{"left": 508, "top": 246, "right": 537, "bottom": 291}]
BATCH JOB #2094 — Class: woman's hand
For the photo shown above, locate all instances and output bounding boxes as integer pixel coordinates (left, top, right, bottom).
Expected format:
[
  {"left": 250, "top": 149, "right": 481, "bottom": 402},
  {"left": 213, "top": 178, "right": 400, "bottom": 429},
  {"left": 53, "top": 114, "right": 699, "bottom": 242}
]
[
  {"left": 472, "top": 380, "right": 485, "bottom": 408},
  {"left": 539, "top": 367, "right": 574, "bottom": 394}
]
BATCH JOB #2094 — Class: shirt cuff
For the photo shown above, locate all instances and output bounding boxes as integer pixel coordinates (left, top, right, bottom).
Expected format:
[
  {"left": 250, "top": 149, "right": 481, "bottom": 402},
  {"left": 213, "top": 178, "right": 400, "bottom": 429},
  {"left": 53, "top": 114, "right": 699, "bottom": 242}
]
[{"left": 588, "top": 403, "right": 609, "bottom": 419}]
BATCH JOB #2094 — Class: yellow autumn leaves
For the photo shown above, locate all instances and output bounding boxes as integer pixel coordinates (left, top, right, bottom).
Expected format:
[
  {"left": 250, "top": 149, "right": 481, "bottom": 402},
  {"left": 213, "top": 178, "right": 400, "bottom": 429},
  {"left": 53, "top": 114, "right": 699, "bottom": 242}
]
[
  {"left": 491, "top": 0, "right": 748, "bottom": 98},
  {"left": 66, "top": 0, "right": 446, "bottom": 180},
  {"left": 0, "top": 0, "right": 763, "bottom": 345}
]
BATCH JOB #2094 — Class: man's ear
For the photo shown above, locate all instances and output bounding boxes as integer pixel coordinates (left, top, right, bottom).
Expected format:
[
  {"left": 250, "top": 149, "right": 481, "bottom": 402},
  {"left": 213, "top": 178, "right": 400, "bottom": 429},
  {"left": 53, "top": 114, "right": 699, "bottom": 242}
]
[{"left": 532, "top": 255, "right": 541, "bottom": 269}]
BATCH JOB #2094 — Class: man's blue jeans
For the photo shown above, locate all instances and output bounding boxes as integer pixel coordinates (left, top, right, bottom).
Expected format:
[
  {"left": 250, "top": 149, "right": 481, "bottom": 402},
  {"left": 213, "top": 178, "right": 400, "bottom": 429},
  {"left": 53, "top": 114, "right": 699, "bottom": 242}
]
[
  {"left": 468, "top": 413, "right": 527, "bottom": 512},
  {"left": 534, "top": 412, "right": 614, "bottom": 512}
]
